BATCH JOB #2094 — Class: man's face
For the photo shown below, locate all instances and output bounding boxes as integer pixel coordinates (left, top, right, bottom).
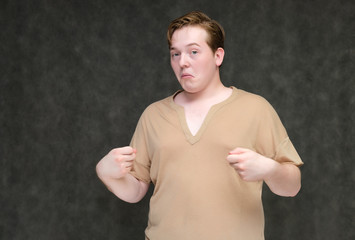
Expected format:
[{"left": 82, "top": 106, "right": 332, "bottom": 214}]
[{"left": 169, "top": 26, "right": 223, "bottom": 94}]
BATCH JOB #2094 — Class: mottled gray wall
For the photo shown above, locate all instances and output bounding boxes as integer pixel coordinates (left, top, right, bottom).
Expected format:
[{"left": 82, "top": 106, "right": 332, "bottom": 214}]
[{"left": 1, "top": 0, "right": 354, "bottom": 239}]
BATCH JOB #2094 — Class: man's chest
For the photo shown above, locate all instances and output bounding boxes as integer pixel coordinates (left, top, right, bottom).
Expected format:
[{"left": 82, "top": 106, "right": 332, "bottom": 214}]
[{"left": 184, "top": 106, "right": 211, "bottom": 136}]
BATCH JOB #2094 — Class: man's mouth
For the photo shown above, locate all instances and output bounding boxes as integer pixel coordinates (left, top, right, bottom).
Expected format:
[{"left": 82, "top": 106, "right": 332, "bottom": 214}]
[{"left": 181, "top": 73, "right": 194, "bottom": 78}]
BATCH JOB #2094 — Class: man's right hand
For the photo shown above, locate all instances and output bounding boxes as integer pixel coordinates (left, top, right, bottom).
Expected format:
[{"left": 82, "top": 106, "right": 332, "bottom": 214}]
[{"left": 96, "top": 146, "right": 136, "bottom": 180}]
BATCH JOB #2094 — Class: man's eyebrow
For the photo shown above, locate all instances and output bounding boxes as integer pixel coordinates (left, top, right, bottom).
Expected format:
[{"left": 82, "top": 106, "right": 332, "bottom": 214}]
[
  {"left": 170, "top": 43, "right": 201, "bottom": 51},
  {"left": 186, "top": 43, "right": 201, "bottom": 47}
]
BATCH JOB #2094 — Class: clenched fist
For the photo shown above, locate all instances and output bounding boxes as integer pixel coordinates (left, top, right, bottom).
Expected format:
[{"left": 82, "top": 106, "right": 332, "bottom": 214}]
[
  {"left": 96, "top": 146, "right": 137, "bottom": 180},
  {"left": 226, "top": 147, "right": 277, "bottom": 182}
]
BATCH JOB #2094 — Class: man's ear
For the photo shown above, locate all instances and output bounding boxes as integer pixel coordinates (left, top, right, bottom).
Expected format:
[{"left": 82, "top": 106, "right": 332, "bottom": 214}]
[{"left": 215, "top": 47, "right": 225, "bottom": 67}]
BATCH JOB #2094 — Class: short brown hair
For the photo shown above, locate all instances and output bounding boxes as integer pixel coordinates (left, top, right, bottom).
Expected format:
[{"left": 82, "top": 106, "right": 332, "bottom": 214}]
[{"left": 167, "top": 11, "right": 225, "bottom": 53}]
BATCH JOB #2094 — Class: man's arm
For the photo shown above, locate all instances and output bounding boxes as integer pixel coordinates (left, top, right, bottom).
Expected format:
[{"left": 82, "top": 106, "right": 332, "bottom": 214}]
[
  {"left": 263, "top": 161, "right": 301, "bottom": 197},
  {"left": 227, "top": 147, "right": 301, "bottom": 197},
  {"left": 96, "top": 147, "right": 149, "bottom": 203}
]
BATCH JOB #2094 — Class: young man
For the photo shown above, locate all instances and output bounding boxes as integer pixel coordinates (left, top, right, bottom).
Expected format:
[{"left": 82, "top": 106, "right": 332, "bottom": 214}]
[{"left": 96, "top": 11, "right": 303, "bottom": 240}]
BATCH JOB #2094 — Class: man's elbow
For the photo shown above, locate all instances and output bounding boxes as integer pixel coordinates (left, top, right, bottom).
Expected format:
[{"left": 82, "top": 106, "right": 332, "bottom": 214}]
[
  {"left": 279, "top": 183, "right": 301, "bottom": 197},
  {"left": 287, "top": 186, "right": 301, "bottom": 197}
]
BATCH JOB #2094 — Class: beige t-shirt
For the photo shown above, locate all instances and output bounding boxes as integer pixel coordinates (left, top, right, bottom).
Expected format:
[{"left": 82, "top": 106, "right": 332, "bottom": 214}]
[{"left": 130, "top": 87, "right": 303, "bottom": 240}]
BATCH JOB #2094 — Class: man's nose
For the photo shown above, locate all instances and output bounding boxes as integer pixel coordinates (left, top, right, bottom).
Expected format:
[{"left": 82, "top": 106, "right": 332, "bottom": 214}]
[{"left": 179, "top": 53, "right": 190, "bottom": 68}]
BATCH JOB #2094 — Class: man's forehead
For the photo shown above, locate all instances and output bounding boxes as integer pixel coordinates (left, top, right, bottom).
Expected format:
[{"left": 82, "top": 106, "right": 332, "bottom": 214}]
[{"left": 170, "top": 26, "right": 208, "bottom": 49}]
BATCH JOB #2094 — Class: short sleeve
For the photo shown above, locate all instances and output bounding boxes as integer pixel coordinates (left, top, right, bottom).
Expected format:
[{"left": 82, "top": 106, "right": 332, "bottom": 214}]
[
  {"left": 129, "top": 111, "right": 152, "bottom": 183},
  {"left": 275, "top": 137, "right": 303, "bottom": 166},
  {"left": 254, "top": 98, "right": 303, "bottom": 166}
]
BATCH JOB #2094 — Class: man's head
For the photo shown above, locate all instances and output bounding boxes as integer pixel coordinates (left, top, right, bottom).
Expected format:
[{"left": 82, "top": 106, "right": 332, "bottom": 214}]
[
  {"left": 168, "top": 12, "right": 226, "bottom": 95},
  {"left": 167, "top": 11, "right": 225, "bottom": 53}
]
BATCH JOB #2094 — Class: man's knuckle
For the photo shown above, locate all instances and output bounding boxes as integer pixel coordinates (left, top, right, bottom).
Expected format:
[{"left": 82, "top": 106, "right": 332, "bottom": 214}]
[
  {"left": 117, "top": 155, "right": 125, "bottom": 162},
  {"left": 111, "top": 148, "right": 121, "bottom": 155}
]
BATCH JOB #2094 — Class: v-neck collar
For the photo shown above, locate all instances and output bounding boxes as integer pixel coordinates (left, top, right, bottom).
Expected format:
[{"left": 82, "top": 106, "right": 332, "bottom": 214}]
[{"left": 169, "top": 87, "right": 238, "bottom": 145}]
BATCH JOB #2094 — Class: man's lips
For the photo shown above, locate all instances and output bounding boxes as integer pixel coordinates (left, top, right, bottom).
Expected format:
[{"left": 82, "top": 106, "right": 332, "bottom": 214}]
[{"left": 181, "top": 73, "right": 194, "bottom": 78}]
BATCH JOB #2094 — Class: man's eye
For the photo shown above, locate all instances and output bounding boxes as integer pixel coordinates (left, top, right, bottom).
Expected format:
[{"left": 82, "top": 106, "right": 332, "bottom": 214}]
[
  {"left": 171, "top": 53, "right": 180, "bottom": 57},
  {"left": 191, "top": 50, "right": 198, "bottom": 55}
]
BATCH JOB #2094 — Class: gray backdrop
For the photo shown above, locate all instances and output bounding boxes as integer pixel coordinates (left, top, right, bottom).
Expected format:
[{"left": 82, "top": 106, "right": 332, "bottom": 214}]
[{"left": 1, "top": 0, "right": 354, "bottom": 239}]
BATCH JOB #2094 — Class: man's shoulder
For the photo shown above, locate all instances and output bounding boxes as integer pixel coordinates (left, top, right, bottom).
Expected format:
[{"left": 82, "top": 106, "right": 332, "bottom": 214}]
[
  {"left": 140, "top": 94, "right": 175, "bottom": 117},
  {"left": 146, "top": 95, "right": 172, "bottom": 109},
  {"left": 234, "top": 88, "right": 270, "bottom": 107}
]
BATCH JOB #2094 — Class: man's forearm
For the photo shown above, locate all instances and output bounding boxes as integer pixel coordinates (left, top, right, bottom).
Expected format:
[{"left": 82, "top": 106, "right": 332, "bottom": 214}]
[
  {"left": 98, "top": 173, "right": 149, "bottom": 203},
  {"left": 264, "top": 162, "right": 301, "bottom": 197}
]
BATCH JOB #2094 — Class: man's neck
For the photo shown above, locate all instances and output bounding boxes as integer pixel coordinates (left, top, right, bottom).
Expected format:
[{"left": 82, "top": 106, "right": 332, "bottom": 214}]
[
  {"left": 174, "top": 82, "right": 232, "bottom": 136},
  {"left": 180, "top": 82, "right": 231, "bottom": 105}
]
